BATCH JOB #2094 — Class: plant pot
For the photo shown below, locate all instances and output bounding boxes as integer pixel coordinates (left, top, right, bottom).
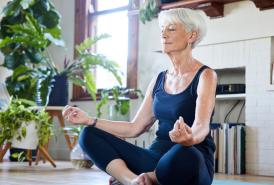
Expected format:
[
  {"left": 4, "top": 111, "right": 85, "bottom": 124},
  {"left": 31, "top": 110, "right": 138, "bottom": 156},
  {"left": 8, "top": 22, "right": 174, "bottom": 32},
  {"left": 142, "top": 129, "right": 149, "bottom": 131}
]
[
  {"left": 48, "top": 74, "right": 68, "bottom": 106},
  {"left": 108, "top": 102, "right": 130, "bottom": 121},
  {"left": 160, "top": 0, "right": 177, "bottom": 3},
  {"left": 70, "top": 143, "right": 93, "bottom": 169},
  {"left": 11, "top": 121, "right": 39, "bottom": 150}
]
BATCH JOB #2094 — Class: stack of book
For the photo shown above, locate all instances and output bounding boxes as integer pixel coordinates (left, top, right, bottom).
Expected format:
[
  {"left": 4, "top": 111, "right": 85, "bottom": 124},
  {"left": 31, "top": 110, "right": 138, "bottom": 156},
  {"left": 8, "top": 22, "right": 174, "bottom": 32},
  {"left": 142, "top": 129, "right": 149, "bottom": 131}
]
[{"left": 210, "top": 123, "right": 245, "bottom": 174}]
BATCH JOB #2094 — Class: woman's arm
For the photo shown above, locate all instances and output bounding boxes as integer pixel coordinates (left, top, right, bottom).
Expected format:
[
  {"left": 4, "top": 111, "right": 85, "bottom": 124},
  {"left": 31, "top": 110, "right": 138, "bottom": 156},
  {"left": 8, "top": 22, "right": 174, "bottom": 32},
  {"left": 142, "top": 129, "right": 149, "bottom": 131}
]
[
  {"left": 63, "top": 78, "right": 157, "bottom": 138},
  {"left": 191, "top": 68, "right": 217, "bottom": 144}
]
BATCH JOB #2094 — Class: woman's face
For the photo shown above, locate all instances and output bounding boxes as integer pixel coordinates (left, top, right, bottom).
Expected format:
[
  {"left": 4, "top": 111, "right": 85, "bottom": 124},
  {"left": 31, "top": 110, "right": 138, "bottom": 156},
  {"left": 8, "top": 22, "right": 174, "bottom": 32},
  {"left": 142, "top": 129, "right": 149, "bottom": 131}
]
[{"left": 160, "top": 22, "right": 192, "bottom": 53}]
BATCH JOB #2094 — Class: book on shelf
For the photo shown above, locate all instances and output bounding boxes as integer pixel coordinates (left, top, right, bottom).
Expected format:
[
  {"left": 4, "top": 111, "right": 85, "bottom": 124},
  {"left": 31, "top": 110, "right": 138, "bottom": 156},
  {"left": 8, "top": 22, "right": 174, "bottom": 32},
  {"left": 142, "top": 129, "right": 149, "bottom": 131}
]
[
  {"left": 272, "top": 62, "right": 274, "bottom": 85},
  {"left": 210, "top": 123, "right": 245, "bottom": 174}
]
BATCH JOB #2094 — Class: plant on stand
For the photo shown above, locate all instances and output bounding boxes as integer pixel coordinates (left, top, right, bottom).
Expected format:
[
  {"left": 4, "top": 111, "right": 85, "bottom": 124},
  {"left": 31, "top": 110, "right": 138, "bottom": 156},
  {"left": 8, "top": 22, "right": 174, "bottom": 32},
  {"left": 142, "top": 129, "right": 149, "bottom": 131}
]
[
  {"left": 0, "top": 0, "right": 63, "bottom": 161},
  {"left": 0, "top": 98, "right": 54, "bottom": 165}
]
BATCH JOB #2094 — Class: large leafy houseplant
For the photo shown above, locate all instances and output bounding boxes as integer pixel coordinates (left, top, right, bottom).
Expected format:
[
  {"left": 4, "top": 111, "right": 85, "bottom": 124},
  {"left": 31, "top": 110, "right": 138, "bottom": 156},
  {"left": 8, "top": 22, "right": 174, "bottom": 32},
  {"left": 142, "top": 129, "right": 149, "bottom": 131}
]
[
  {"left": 59, "top": 34, "right": 123, "bottom": 100},
  {"left": 0, "top": 0, "right": 64, "bottom": 105},
  {"left": 0, "top": 98, "right": 53, "bottom": 147}
]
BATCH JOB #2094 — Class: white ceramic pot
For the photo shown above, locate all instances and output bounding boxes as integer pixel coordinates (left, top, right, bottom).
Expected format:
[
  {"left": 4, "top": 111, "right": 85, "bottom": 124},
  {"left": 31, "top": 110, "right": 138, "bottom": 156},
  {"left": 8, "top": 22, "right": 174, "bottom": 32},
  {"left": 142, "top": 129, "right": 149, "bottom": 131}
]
[{"left": 11, "top": 121, "right": 39, "bottom": 150}]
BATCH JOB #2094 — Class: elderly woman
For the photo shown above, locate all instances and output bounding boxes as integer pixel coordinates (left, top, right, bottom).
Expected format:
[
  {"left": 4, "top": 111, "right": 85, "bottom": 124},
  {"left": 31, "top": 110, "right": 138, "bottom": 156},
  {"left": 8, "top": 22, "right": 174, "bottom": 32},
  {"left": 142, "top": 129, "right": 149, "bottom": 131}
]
[{"left": 63, "top": 8, "right": 217, "bottom": 185}]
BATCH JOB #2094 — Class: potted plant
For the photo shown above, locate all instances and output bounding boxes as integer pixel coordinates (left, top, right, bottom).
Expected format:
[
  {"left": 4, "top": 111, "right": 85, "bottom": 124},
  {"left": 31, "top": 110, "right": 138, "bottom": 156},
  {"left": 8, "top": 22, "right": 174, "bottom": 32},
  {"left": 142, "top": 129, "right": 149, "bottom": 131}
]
[
  {"left": 96, "top": 86, "right": 144, "bottom": 120},
  {"left": 139, "top": 0, "right": 161, "bottom": 24},
  {"left": 0, "top": 0, "right": 64, "bottom": 105},
  {"left": 139, "top": 0, "right": 178, "bottom": 24},
  {"left": 0, "top": 98, "right": 53, "bottom": 151},
  {"left": 57, "top": 34, "right": 123, "bottom": 102}
]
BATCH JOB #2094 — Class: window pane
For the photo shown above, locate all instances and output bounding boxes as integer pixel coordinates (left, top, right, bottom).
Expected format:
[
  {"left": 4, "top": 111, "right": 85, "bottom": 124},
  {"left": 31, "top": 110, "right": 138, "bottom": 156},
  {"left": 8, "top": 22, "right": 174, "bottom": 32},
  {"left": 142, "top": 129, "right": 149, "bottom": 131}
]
[
  {"left": 97, "top": 0, "right": 129, "bottom": 11},
  {"left": 95, "top": 11, "right": 128, "bottom": 89}
]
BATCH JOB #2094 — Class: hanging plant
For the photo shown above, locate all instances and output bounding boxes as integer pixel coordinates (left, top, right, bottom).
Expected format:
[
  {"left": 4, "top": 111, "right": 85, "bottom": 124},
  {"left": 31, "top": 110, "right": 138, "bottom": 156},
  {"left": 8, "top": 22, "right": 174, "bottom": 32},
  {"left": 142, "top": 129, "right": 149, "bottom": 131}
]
[{"left": 139, "top": 0, "right": 160, "bottom": 24}]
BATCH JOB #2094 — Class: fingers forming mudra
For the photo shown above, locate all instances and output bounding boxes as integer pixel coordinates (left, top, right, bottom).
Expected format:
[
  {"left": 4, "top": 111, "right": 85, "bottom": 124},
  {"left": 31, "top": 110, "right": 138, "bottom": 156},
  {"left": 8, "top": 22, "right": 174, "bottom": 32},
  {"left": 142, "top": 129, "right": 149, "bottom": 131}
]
[{"left": 169, "top": 116, "right": 193, "bottom": 146}]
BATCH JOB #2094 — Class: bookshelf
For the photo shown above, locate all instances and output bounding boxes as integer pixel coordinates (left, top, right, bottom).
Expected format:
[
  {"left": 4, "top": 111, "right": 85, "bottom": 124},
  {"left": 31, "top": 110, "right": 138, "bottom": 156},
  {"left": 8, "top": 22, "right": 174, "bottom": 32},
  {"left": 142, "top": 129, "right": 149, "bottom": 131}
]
[
  {"left": 211, "top": 67, "right": 246, "bottom": 174},
  {"left": 216, "top": 93, "right": 245, "bottom": 101}
]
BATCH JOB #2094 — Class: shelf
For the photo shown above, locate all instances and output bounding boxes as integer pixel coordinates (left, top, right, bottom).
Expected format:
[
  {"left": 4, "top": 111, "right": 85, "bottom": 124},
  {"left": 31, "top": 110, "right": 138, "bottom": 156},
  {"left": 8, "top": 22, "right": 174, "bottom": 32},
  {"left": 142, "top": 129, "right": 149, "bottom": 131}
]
[
  {"left": 216, "top": 93, "right": 245, "bottom": 100},
  {"left": 160, "top": 0, "right": 274, "bottom": 18},
  {"left": 267, "top": 85, "right": 274, "bottom": 91}
]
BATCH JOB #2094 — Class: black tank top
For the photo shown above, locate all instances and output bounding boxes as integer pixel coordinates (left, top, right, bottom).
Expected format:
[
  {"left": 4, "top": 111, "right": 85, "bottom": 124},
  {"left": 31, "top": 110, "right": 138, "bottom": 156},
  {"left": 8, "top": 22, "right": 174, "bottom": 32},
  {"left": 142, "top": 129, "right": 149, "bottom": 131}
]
[{"left": 152, "top": 65, "right": 215, "bottom": 150}]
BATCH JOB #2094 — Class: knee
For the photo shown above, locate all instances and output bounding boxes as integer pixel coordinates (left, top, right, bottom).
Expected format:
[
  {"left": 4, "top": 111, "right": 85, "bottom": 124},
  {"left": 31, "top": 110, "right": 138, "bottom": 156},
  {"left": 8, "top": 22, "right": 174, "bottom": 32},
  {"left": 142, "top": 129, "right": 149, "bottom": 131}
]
[
  {"left": 155, "top": 145, "right": 203, "bottom": 185},
  {"left": 78, "top": 126, "right": 96, "bottom": 150}
]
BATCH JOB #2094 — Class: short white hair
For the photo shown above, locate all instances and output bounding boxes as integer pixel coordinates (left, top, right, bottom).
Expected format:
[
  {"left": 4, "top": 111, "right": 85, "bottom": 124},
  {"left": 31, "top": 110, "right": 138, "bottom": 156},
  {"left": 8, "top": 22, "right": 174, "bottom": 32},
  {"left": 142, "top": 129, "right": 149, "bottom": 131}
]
[{"left": 158, "top": 8, "right": 207, "bottom": 48}]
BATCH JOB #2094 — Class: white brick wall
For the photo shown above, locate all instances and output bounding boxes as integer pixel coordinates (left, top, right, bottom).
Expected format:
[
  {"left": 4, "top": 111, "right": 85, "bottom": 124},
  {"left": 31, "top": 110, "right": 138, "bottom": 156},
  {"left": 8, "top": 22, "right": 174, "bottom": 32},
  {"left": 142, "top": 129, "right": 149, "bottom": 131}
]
[{"left": 194, "top": 37, "right": 274, "bottom": 176}]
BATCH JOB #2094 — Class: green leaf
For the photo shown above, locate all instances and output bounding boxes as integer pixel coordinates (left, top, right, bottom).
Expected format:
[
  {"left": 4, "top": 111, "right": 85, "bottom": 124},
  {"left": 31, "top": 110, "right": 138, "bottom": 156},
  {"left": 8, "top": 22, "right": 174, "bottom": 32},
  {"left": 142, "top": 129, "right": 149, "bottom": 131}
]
[
  {"left": 75, "top": 34, "right": 111, "bottom": 54},
  {"left": 17, "top": 98, "right": 37, "bottom": 106},
  {"left": 83, "top": 70, "right": 97, "bottom": 100},
  {"left": 68, "top": 75, "right": 86, "bottom": 87},
  {"left": 11, "top": 153, "right": 19, "bottom": 158},
  {"left": 44, "top": 33, "right": 65, "bottom": 47},
  {"left": 1, "top": 0, "right": 21, "bottom": 17},
  {"left": 45, "top": 26, "right": 62, "bottom": 39},
  {"left": 21, "top": 126, "right": 26, "bottom": 137},
  {"left": 38, "top": 10, "right": 60, "bottom": 29}
]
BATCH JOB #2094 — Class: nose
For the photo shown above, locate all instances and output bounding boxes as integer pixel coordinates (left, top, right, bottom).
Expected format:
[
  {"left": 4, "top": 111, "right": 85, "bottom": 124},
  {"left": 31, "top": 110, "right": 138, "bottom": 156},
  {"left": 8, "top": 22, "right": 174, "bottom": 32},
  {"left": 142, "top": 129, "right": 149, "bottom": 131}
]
[{"left": 161, "top": 29, "right": 167, "bottom": 39}]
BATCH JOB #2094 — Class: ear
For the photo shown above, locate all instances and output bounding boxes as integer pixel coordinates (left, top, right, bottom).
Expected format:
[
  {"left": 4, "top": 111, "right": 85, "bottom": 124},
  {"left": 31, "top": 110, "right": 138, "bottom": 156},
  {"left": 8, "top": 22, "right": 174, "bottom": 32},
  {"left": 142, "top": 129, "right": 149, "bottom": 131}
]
[{"left": 188, "top": 31, "right": 198, "bottom": 45}]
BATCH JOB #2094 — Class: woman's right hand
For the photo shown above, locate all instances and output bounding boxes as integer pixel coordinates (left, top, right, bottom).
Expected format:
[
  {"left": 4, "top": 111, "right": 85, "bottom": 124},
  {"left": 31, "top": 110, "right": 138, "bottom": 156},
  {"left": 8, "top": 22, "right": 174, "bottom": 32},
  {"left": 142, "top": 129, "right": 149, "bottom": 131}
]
[{"left": 62, "top": 105, "right": 92, "bottom": 125}]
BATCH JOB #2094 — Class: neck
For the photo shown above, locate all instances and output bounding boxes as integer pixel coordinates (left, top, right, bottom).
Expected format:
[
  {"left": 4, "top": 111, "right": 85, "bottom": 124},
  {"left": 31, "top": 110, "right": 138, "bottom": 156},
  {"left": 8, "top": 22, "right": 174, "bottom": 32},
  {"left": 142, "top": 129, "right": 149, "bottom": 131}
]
[{"left": 167, "top": 48, "right": 200, "bottom": 76}]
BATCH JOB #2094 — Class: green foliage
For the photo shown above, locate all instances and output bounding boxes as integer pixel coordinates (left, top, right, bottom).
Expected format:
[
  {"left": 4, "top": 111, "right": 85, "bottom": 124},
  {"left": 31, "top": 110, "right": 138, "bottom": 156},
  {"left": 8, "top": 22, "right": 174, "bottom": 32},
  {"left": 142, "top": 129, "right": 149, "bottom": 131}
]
[
  {"left": 61, "top": 34, "right": 123, "bottom": 100},
  {"left": 0, "top": 98, "right": 53, "bottom": 146},
  {"left": 96, "top": 86, "right": 144, "bottom": 118},
  {"left": 139, "top": 0, "right": 160, "bottom": 24},
  {"left": 0, "top": 0, "right": 64, "bottom": 103}
]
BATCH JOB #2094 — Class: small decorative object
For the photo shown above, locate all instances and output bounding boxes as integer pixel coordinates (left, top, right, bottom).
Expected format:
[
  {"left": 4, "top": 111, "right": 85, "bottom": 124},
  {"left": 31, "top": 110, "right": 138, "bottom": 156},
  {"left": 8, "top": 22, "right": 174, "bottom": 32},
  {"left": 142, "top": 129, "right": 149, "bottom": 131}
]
[{"left": 70, "top": 143, "right": 93, "bottom": 169}]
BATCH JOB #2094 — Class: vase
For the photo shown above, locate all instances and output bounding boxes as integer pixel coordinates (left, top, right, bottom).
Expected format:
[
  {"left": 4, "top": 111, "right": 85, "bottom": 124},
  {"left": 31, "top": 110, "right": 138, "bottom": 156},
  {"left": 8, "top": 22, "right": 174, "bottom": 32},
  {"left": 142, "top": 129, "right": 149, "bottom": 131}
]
[
  {"left": 11, "top": 121, "right": 39, "bottom": 150},
  {"left": 108, "top": 103, "right": 130, "bottom": 121},
  {"left": 70, "top": 143, "right": 93, "bottom": 169},
  {"left": 48, "top": 74, "right": 68, "bottom": 106}
]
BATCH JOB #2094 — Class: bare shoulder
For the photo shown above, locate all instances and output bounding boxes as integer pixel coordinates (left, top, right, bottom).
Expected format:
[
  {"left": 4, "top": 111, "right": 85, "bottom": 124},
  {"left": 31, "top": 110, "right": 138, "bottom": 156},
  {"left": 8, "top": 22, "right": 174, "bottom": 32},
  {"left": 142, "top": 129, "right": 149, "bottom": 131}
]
[
  {"left": 200, "top": 68, "right": 217, "bottom": 83},
  {"left": 197, "top": 67, "right": 217, "bottom": 95}
]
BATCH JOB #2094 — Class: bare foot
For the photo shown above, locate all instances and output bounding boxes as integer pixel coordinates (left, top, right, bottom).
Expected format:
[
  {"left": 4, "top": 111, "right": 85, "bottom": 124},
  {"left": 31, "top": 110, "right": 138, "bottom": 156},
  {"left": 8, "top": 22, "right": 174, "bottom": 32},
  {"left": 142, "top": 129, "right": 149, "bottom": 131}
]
[
  {"left": 130, "top": 173, "right": 153, "bottom": 185},
  {"left": 146, "top": 171, "right": 160, "bottom": 185}
]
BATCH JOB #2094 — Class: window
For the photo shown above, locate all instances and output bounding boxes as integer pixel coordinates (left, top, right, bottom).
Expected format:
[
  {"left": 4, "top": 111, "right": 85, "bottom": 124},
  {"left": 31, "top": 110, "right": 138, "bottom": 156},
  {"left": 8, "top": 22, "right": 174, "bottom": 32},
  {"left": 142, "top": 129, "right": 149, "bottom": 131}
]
[{"left": 72, "top": 0, "right": 139, "bottom": 101}]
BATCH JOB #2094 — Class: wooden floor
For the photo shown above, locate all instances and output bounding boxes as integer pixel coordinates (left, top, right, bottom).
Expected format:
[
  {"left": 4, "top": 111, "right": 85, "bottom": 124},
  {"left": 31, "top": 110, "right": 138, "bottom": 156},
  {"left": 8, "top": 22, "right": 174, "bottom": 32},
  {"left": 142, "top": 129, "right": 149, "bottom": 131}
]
[{"left": 1, "top": 161, "right": 274, "bottom": 185}]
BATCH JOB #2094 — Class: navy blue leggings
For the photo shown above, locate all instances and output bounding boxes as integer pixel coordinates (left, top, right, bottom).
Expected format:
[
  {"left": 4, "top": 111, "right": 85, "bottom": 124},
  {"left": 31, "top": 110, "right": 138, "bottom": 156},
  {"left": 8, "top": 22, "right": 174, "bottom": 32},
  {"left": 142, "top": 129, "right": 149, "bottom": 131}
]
[{"left": 79, "top": 126, "right": 213, "bottom": 185}]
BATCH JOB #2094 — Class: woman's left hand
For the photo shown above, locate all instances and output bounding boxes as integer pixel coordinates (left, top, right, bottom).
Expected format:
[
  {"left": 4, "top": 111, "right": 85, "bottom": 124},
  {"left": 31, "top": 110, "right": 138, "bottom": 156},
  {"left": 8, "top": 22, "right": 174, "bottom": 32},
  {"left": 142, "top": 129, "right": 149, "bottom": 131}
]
[{"left": 169, "top": 116, "right": 194, "bottom": 146}]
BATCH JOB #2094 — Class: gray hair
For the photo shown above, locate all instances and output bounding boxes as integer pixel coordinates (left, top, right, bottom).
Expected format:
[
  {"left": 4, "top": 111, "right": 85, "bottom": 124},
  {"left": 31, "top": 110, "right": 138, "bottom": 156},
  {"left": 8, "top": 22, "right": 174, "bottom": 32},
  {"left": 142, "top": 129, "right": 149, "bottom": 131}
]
[{"left": 158, "top": 8, "right": 207, "bottom": 48}]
